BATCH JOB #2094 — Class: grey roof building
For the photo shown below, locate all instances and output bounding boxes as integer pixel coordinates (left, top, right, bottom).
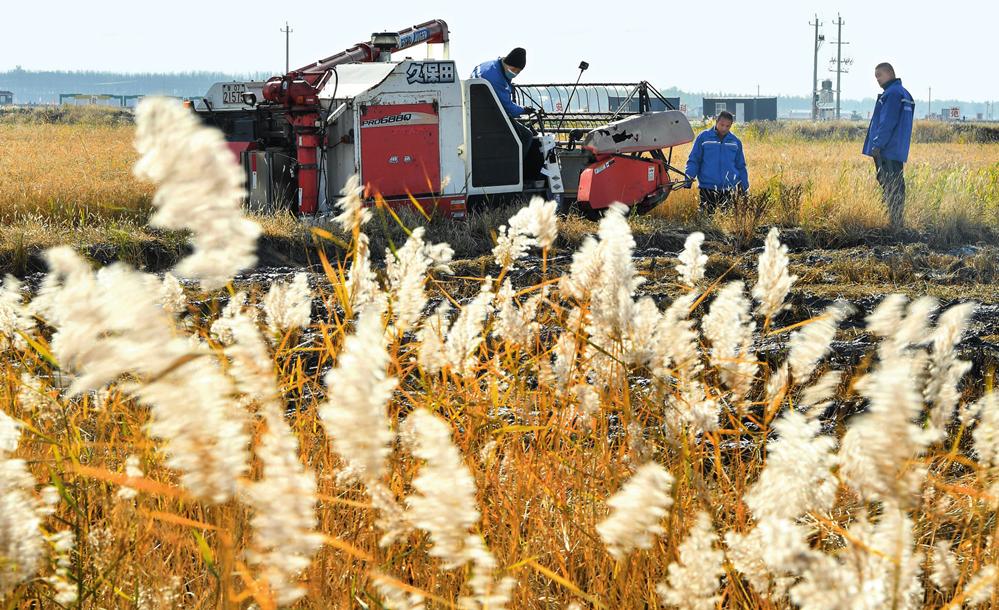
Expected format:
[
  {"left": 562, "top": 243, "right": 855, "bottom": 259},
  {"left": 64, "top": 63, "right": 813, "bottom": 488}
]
[{"left": 701, "top": 97, "right": 778, "bottom": 122}]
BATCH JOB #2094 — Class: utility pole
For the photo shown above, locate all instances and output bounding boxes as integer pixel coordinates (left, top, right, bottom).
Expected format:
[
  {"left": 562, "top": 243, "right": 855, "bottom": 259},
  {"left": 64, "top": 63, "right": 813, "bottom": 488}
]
[
  {"left": 828, "top": 14, "right": 852, "bottom": 120},
  {"left": 928, "top": 87, "right": 932, "bottom": 118},
  {"left": 281, "top": 22, "right": 293, "bottom": 73},
  {"left": 810, "top": 15, "right": 824, "bottom": 120}
]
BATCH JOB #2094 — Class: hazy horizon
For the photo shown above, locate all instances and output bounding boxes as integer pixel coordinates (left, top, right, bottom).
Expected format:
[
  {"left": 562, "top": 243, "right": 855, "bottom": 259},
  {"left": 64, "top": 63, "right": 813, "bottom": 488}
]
[{"left": 2, "top": 0, "right": 997, "bottom": 102}]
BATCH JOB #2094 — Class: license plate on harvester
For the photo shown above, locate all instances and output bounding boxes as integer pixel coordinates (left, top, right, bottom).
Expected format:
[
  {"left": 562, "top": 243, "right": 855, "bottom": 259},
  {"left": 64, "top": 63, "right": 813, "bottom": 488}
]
[{"left": 222, "top": 84, "right": 246, "bottom": 104}]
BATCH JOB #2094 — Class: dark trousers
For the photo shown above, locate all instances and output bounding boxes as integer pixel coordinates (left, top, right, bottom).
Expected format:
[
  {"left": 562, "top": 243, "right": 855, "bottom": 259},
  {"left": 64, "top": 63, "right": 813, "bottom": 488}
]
[
  {"left": 874, "top": 157, "right": 906, "bottom": 228},
  {"left": 699, "top": 188, "right": 738, "bottom": 214},
  {"left": 514, "top": 121, "right": 544, "bottom": 181}
]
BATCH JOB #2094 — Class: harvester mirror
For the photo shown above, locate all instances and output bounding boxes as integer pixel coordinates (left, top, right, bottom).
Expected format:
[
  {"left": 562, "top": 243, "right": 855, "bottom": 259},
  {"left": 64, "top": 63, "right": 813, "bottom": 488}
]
[
  {"left": 241, "top": 92, "right": 257, "bottom": 106},
  {"left": 578, "top": 61, "right": 590, "bottom": 71}
]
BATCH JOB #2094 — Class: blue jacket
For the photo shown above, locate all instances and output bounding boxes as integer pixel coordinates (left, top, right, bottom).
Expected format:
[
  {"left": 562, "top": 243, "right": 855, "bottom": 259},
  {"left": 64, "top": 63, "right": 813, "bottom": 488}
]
[
  {"left": 685, "top": 128, "right": 749, "bottom": 191},
  {"left": 863, "top": 78, "right": 915, "bottom": 162},
  {"left": 470, "top": 58, "right": 525, "bottom": 118}
]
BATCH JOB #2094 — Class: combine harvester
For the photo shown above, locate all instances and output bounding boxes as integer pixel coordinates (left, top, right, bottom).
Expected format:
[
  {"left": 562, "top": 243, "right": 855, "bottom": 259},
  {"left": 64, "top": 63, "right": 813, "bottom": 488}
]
[{"left": 192, "top": 19, "right": 694, "bottom": 219}]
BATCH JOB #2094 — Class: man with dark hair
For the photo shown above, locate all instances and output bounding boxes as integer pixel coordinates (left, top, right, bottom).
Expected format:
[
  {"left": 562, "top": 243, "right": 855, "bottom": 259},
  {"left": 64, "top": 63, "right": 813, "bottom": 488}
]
[
  {"left": 863, "top": 62, "right": 915, "bottom": 228},
  {"left": 685, "top": 110, "right": 749, "bottom": 214}
]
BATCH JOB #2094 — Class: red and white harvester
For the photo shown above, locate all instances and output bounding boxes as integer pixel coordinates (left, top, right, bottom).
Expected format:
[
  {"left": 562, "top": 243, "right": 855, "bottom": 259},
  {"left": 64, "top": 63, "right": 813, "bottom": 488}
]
[{"left": 192, "top": 19, "right": 694, "bottom": 219}]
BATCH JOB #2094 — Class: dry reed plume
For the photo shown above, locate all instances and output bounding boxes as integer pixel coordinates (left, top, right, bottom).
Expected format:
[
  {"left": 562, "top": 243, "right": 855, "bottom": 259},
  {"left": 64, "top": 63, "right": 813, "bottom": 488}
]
[{"left": 1, "top": 98, "right": 998, "bottom": 609}]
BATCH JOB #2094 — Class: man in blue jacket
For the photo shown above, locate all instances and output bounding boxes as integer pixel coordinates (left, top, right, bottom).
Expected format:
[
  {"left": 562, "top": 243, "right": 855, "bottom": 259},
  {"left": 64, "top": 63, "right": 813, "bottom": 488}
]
[
  {"left": 684, "top": 111, "right": 749, "bottom": 214},
  {"left": 470, "top": 47, "right": 537, "bottom": 119},
  {"left": 863, "top": 62, "right": 915, "bottom": 228},
  {"left": 470, "top": 48, "right": 542, "bottom": 178}
]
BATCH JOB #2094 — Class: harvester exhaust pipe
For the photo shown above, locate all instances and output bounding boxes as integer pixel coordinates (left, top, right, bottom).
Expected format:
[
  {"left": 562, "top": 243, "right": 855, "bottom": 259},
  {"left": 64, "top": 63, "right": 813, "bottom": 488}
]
[{"left": 555, "top": 61, "right": 589, "bottom": 132}]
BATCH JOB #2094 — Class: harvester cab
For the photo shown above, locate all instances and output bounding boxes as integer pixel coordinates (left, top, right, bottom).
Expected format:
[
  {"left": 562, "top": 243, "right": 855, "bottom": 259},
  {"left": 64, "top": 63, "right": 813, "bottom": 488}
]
[{"left": 191, "top": 20, "right": 694, "bottom": 220}]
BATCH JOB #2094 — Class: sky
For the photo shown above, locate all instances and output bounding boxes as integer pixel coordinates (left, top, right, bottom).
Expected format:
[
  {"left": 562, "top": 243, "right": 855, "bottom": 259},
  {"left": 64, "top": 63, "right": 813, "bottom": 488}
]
[{"left": 2, "top": 0, "right": 997, "bottom": 103}]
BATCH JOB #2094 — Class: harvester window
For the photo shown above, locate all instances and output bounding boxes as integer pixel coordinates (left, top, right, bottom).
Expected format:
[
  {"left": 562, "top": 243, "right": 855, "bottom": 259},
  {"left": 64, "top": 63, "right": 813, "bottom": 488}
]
[{"left": 469, "top": 83, "right": 520, "bottom": 188}]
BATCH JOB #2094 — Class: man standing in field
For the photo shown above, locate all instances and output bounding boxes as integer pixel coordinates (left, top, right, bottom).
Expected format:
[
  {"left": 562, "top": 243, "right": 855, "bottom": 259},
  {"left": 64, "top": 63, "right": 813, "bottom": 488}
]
[
  {"left": 863, "top": 62, "right": 915, "bottom": 229},
  {"left": 684, "top": 111, "right": 750, "bottom": 214}
]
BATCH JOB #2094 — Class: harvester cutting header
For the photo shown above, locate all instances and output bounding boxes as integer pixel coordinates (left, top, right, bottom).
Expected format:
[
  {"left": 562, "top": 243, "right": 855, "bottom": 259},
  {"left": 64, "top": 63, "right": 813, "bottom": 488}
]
[{"left": 192, "top": 20, "right": 694, "bottom": 219}]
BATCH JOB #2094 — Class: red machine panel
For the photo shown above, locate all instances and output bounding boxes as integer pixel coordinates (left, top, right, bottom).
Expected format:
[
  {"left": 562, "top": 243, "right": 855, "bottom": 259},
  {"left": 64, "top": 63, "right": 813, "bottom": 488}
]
[
  {"left": 359, "top": 103, "right": 441, "bottom": 198},
  {"left": 577, "top": 155, "right": 669, "bottom": 209}
]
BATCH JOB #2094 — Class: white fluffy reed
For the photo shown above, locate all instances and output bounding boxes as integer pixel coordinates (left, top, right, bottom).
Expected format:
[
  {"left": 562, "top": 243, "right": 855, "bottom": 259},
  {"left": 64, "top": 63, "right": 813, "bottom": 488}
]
[
  {"left": 346, "top": 233, "right": 385, "bottom": 315},
  {"left": 971, "top": 392, "right": 999, "bottom": 470},
  {"left": 702, "top": 281, "right": 757, "bottom": 398},
  {"left": 652, "top": 293, "right": 702, "bottom": 382},
  {"left": 963, "top": 564, "right": 998, "bottom": 605},
  {"left": 0, "top": 275, "right": 32, "bottom": 351},
  {"left": 0, "top": 410, "right": 51, "bottom": 598},
  {"left": 444, "top": 279, "right": 494, "bottom": 377},
  {"left": 402, "top": 409, "right": 481, "bottom": 568},
  {"left": 752, "top": 228, "right": 796, "bottom": 321},
  {"left": 416, "top": 302, "right": 451, "bottom": 374},
  {"left": 924, "top": 302, "right": 976, "bottom": 438},
  {"left": 493, "top": 280, "right": 546, "bottom": 346},
  {"left": 386, "top": 227, "right": 454, "bottom": 333},
  {"left": 0, "top": 410, "right": 18, "bottom": 454},
  {"left": 133, "top": 97, "right": 261, "bottom": 289},
  {"left": 45, "top": 530, "right": 77, "bottom": 606},
  {"left": 551, "top": 331, "right": 579, "bottom": 390},
  {"left": 558, "top": 205, "right": 648, "bottom": 384},
  {"left": 657, "top": 511, "right": 724, "bottom": 610},
  {"left": 666, "top": 381, "right": 721, "bottom": 436},
  {"left": 319, "top": 307, "right": 396, "bottom": 482},
  {"left": 43, "top": 248, "right": 250, "bottom": 502},
  {"left": 596, "top": 462, "right": 674, "bottom": 560},
  {"left": 839, "top": 353, "right": 929, "bottom": 502},
  {"left": 744, "top": 409, "right": 837, "bottom": 521},
  {"left": 333, "top": 174, "right": 370, "bottom": 232},
  {"left": 929, "top": 540, "right": 959, "bottom": 590},
  {"left": 787, "top": 301, "right": 852, "bottom": 383},
  {"left": 262, "top": 272, "right": 313, "bottom": 335},
  {"left": 115, "top": 455, "right": 144, "bottom": 501},
  {"left": 798, "top": 370, "right": 842, "bottom": 417},
  {"left": 676, "top": 232, "right": 708, "bottom": 288},
  {"left": 243, "top": 410, "right": 324, "bottom": 605},
  {"left": 491, "top": 197, "right": 557, "bottom": 268},
  {"left": 209, "top": 291, "right": 249, "bottom": 346},
  {"left": 224, "top": 312, "right": 323, "bottom": 603},
  {"left": 158, "top": 273, "right": 187, "bottom": 317},
  {"left": 371, "top": 573, "right": 426, "bottom": 610}
]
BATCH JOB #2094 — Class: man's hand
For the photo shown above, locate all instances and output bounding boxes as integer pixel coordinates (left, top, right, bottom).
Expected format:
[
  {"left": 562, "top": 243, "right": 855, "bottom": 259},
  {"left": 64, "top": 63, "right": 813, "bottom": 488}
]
[{"left": 521, "top": 106, "right": 538, "bottom": 116}]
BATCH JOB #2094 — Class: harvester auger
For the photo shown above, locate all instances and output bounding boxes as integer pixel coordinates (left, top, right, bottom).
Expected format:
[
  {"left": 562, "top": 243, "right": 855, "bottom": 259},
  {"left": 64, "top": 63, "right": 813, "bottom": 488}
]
[{"left": 191, "top": 20, "right": 694, "bottom": 220}]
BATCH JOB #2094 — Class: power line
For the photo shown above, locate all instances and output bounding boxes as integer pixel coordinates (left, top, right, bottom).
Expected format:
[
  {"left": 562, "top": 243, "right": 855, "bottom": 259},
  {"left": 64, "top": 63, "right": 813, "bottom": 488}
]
[
  {"left": 827, "top": 14, "right": 852, "bottom": 120},
  {"left": 281, "top": 22, "right": 294, "bottom": 73}
]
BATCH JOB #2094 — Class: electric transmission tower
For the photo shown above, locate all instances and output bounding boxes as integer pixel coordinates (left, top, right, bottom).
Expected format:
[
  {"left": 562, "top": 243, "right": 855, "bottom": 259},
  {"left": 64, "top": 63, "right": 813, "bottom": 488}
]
[{"left": 827, "top": 14, "right": 852, "bottom": 119}]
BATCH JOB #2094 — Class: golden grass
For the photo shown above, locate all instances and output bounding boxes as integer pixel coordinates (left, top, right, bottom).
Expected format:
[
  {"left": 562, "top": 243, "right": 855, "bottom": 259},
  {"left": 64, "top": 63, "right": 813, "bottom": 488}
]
[
  {"left": 0, "top": 123, "right": 153, "bottom": 220},
  {"left": 3, "top": 121, "right": 997, "bottom": 237},
  {"left": 657, "top": 138, "right": 999, "bottom": 237}
]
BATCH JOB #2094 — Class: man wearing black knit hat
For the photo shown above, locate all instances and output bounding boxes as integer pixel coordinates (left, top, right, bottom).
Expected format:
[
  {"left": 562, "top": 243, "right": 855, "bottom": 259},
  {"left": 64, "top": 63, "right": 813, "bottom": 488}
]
[
  {"left": 470, "top": 47, "right": 543, "bottom": 180},
  {"left": 470, "top": 47, "right": 537, "bottom": 119}
]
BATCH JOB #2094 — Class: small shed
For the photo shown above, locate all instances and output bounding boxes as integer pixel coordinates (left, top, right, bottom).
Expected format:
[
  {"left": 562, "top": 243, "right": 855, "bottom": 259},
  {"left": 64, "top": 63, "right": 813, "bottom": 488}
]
[{"left": 0, "top": 91, "right": 13, "bottom": 105}]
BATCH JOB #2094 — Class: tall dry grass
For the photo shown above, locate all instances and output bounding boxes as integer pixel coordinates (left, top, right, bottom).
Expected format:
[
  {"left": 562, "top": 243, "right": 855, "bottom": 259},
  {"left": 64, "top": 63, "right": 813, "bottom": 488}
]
[
  {"left": 657, "top": 137, "right": 999, "bottom": 239},
  {"left": 1, "top": 99, "right": 998, "bottom": 609}
]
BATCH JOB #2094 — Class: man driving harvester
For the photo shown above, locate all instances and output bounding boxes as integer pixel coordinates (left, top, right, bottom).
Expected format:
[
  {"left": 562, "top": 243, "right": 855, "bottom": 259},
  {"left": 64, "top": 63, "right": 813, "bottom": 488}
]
[{"left": 471, "top": 48, "right": 544, "bottom": 180}]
